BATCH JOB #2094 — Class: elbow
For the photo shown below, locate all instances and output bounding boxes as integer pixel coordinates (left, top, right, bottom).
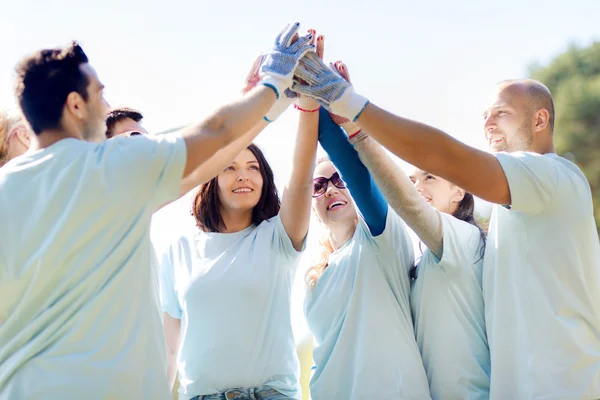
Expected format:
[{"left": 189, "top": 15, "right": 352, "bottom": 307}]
[{"left": 204, "top": 113, "right": 237, "bottom": 149}]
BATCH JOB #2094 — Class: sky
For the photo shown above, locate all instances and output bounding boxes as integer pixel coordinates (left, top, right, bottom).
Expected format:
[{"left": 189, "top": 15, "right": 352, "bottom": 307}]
[{"left": 2, "top": 0, "right": 599, "bottom": 342}]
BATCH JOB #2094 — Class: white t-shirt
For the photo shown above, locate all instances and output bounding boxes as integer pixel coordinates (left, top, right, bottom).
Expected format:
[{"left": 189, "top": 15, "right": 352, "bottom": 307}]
[
  {"left": 485, "top": 152, "right": 600, "bottom": 399},
  {"left": 0, "top": 134, "right": 186, "bottom": 399},
  {"left": 411, "top": 213, "right": 490, "bottom": 400},
  {"left": 304, "top": 208, "right": 431, "bottom": 400},
  {"left": 160, "top": 215, "right": 303, "bottom": 400}
]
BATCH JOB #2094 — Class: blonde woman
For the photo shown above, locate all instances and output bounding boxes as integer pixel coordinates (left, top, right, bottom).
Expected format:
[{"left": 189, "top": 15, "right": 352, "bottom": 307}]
[{"left": 0, "top": 110, "right": 31, "bottom": 167}]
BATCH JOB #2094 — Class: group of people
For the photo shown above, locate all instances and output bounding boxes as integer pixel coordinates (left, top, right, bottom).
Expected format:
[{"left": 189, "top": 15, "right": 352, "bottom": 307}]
[{"left": 0, "top": 21, "right": 599, "bottom": 400}]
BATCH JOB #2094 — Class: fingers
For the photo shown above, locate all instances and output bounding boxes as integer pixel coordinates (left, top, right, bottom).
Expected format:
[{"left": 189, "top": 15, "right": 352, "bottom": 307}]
[
  {"left": 278, "top": 21, "right": 301, "bottom": 47},
  {"left": 242, "top": 54, "right": 265, "bottom": 94},
  {"left": 334, "top": 60, "right": 351, "bottom": 83},
  {"left": 316, "top": 35, "right": 325, "bottom": 59},
  {"left": 307, "top": 29, "right": 316, "bottom": 46}
]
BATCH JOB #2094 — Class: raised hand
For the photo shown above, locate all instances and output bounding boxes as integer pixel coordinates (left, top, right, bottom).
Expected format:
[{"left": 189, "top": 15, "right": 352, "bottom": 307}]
[
  {"left": 259, "top": 22, "right": 315, "bottom": 99},
  {"left": 328, "top": 61, "right": 362, "bottom": 138},
  {"left": 294, "top": 31, "right": 324, "bottom": 113},
  {"left": 293, "top": 52, "right": 368, "bottom": 122}
]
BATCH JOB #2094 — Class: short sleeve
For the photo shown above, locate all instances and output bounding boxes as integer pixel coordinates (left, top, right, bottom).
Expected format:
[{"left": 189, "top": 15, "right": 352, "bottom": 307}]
[
  {"left": 103, "top": 133, "right": 187, "bottom": 210},
  {"left": 435, "top": 213, "right": 483, "bottom": 271},
  {"left": 269, "top": 214, "right": 305, "bottom": 261},
  {"left": 159, "top": 246, "right": 182, "bottom": 319},
  {"left": 373, "top": 207, "right": 415, "bottom": 269},
  {"left": 495, "top": 152, "right": 560, "bottom": 214}
]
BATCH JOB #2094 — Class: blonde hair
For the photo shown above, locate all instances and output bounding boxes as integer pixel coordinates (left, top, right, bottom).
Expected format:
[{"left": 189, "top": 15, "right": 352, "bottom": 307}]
[
  {"left": 305, "top": 233, "right": 334, "bottom": 289},
  {"left": 305, "top": 156, "right": 335, "bottom": 289},
  {"left": 0, "top": 110, "right": 24, "bottom": 167}
]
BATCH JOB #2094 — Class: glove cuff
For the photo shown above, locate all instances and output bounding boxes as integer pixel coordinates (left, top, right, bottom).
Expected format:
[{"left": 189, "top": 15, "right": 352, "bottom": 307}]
[
  {"left": 260, "top": 75, "right": 288, "bottom": 99},
  {"left": 264, "top": 96, "right": 295, "bottom": 122},
  {"left": 329, "top": 88, "right": 369, "bottom": 122}
]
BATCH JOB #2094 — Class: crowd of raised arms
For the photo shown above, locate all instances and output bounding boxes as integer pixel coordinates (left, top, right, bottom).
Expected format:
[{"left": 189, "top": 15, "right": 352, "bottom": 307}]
[{"left": 1, "top": 22, "right": 599, "bottom": 400}]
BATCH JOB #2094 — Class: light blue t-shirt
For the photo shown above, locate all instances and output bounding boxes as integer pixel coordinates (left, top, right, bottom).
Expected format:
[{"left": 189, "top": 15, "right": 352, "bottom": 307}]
[
  {"left": 0, "top": 134, "right": 186, "bottom": 399},
  {"left": 410, "top": 213, "right": 490, "bottom": 399},
  {"left": 160, "top": 215, "right": 303, "bottom": 400},
  {"left": 485, "top": 152, "right": 600, "bottom": 399},
  {"left": 304, "top": 208, "right": 431, "bottom": 400}
]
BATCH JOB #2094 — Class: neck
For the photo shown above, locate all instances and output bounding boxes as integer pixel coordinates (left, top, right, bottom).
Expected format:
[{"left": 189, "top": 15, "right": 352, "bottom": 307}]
[
  {"left": 218, "top": 207, "right": 254, "bottom": 233},
  {"left": 530, "top": 130, "right": 556, "bottom": 154},
  {"left": 327, "top": 218, "right": 358, "bottom": 250},
  {"left": 30, "top": 128, "right": 82, "bottom": 151}
]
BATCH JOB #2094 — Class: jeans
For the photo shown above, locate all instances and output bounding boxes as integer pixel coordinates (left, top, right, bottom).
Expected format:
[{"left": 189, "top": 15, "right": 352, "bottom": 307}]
[{"left": 191, "top": 386, "right": 294, "bottom": 400}]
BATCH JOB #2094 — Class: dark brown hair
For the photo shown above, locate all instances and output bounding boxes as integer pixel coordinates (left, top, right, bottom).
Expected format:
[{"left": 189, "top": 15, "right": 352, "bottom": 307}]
[
  {"left": 14, "top": 42, "right": 89, "bottom": 135},
  {"left": 192, "top": 143, "right": 280, "bottom": 232},
  {"left": 105, "top": 107, "right": 143, "bottom": 138}
]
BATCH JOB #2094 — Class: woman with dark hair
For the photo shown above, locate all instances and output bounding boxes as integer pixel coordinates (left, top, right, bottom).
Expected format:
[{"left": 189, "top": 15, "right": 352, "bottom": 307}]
[
  {"left": 159, "top": 34, "right": 322, "bottom": 397},
  {"left": 330, "top": 61, "right": 489, "bottom": 399}
]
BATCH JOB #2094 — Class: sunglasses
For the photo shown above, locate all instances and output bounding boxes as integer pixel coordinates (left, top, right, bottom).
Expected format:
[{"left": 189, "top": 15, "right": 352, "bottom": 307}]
[
  {"left": 313, "top": 172, "right": 346, "bottom": 198},
  {"left": 126, "top": 131, "right": 144, "bottom": 137}
]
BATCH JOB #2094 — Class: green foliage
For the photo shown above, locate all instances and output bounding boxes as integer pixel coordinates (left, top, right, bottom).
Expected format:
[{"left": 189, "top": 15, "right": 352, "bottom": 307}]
[{"left": 530, "top": 42, "right": 600, "bottom": 233}]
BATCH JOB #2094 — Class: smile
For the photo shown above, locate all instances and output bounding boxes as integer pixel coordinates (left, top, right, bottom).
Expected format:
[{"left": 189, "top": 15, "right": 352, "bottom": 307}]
[
  {"left": 327, "top": 200, "right": 347, "bottom": 210},
  {"left": 232, "top": 187, "right": 253, "bottom": 193}
]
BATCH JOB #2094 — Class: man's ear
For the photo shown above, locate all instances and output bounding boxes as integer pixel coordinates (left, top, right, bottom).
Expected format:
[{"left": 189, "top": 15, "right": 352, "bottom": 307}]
[
  {"left": 534, "top": 108, "right": 550, "bottom": 132},
  {"left": 65, "top": 91, "right": 87, "bottom": 120}
]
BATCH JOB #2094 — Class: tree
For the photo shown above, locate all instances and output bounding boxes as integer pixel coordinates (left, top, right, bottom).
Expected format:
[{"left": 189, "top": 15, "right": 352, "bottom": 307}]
[{"left": 530, "top": 41, "right": 600, "bottom": 234}]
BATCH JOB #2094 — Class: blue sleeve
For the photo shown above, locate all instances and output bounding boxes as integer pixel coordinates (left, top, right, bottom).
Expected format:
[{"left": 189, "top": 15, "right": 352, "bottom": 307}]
[{"left": 318, "top": 108, "right": 388, "bottom": 236}]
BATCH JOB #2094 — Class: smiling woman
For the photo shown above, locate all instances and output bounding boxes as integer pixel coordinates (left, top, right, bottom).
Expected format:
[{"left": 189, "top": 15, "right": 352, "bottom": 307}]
[
  {"left": 159, "top": 87, "right": 320, "bottom": 400},
  {"left": 192, "top": 143, "right": 279, "bottom": 233}
]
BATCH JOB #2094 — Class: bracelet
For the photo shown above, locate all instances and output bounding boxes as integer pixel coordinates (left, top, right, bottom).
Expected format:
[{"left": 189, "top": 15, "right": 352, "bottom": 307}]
[
  {"left": 347, "top": 129, "right": 362, "bottom": 140},
  {"left": 294, "top": 104, "right": 320, "bottom": 113}
]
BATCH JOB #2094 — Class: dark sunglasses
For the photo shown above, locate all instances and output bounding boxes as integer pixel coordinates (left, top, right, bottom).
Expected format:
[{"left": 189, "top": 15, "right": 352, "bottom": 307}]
[
  {"left": 127, "top": 131, "right": 144, "bottom": 137},
  {"left": 313, "top": 172, "right": 346, "bottom": 198}
]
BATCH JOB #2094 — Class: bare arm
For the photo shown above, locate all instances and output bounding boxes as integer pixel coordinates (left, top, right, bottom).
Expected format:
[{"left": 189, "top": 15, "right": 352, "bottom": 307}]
[
  {"left": 351, "top": 133, "right": 444, "bottom": 257},
  {"left": 179, "top": 86, "right": 276, "bottom": 188},
  {"left": 163, "top": 313, "right": 181, "bottom": 391},
  {"left": 280, "top": 110, "right": 319, "bottom": 251},
  {"left": 354, "top": 103, "right": 510, "bottom": 205},
  {"left": 178, "top": 119, "right": 269, "bottom": 198}
]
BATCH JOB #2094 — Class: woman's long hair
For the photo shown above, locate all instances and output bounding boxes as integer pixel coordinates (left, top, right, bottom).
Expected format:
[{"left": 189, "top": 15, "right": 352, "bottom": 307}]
[
  {"left": 191, "top": 143, "right": 280, "bottom": 233},
  {"left": 305, "top": 157, "right": 338, "bottom": 289},
  {"left": 0, "top": 111, "right": 23, "bottom": 167}
]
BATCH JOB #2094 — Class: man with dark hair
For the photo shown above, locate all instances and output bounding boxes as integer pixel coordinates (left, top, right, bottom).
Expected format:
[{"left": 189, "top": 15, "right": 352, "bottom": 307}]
[
  {"left": 105, "top": 107, "right": 148, "bottom": 138},
  {"left": 0, "top": 23, "right": 314, "bottom": 399}
]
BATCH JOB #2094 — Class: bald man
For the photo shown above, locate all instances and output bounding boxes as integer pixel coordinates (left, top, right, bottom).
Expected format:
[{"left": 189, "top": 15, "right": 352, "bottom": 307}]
[{"left": 294, "top": 70, "right": 600, "bottom": 399}]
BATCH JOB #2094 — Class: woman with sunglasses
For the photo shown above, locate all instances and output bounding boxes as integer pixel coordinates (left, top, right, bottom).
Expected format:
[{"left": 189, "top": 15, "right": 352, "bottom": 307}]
[
  {"left": 333, "top": 61, "right": 489, "bottom": 399},
  {"left": 303, "top": 108, "right": 431, "bottom": 399},
  {"left": 0, "top": 109, "right": 31, "bottom": 167},
  {"left": 159, "top": 33, "right": 323, "bottom": 400}
]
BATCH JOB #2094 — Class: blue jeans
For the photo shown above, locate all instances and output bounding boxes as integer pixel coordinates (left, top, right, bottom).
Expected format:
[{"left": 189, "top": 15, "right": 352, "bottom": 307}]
[{"left": 191, "top": 386, "right": 294, "bottom": 400}]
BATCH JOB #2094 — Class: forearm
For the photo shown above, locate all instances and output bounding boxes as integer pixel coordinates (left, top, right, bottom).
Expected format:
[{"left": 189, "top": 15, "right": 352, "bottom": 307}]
[
  {"left": 280, "top": 111, "right": 319, "bottom": 250},
  {"left": 356, "top": 103, "right": 510, "bottom": 205},
  {"left": 351, "top": 134, "right": 443, "bottom": 257},
  {"left": 179, "top": 119, "right": 269, "bottom": 196},
  {"left": 318, "top": 109, "right": 387, "bottom": 236},
  {"left": 163, "top": 313, "right": 181, "bottom": 391},
  {"left": 180, "top": 86, "right": 276, "bottom": 179}
]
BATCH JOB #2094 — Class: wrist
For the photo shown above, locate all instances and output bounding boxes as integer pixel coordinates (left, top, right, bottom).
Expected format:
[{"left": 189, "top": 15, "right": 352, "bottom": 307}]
[
  {"left": 260, "top": 75, "right": 288, "bottom": 99},
  {"left": 295, "top": 96, "right": 320, "bottom": 112},
  {"left": 329, "top": 88, "right": 369, "bottom": 122}
]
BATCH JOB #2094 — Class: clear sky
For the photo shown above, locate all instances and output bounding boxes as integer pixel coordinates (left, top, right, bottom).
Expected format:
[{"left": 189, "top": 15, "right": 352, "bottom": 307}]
[{"left": 2, "top": 0, "right": 599, "bottom": 341}]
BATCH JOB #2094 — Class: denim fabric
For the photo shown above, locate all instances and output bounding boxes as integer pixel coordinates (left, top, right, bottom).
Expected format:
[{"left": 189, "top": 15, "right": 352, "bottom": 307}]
[{"left": 192, "top": 386, "right": 293, "bottom": 400}]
